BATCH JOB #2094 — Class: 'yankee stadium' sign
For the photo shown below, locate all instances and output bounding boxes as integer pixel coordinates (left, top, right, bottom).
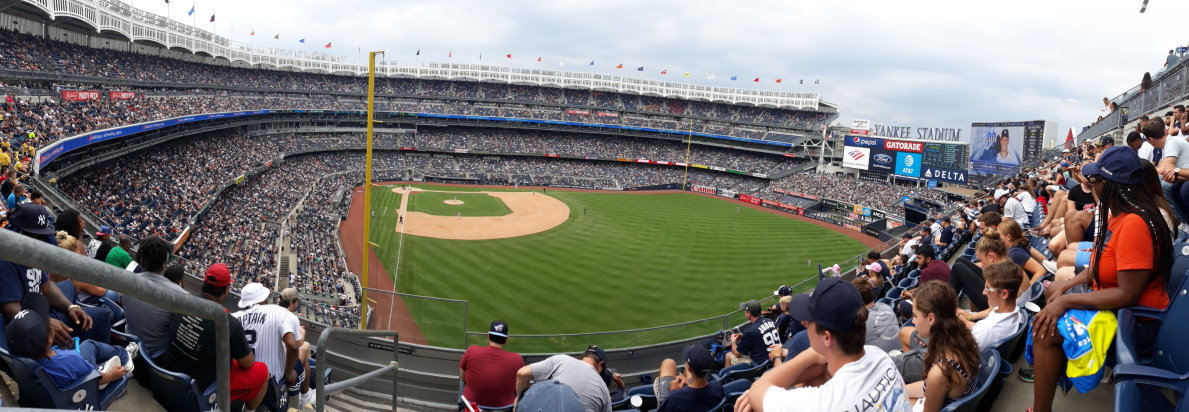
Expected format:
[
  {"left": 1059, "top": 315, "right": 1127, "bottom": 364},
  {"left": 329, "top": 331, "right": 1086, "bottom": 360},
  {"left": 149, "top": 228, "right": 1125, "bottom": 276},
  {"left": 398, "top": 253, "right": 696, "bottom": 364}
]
[{"left": 870, "top": 123, "right": 963, "bottom": 142}]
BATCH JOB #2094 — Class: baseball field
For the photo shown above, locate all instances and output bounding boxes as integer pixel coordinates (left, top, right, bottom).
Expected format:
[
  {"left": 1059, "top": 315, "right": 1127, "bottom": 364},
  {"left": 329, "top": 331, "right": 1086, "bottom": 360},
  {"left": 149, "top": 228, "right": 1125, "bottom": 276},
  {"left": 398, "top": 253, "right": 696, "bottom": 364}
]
[{"left": 342, "top": 183, "right": 876, "bottom": 352}]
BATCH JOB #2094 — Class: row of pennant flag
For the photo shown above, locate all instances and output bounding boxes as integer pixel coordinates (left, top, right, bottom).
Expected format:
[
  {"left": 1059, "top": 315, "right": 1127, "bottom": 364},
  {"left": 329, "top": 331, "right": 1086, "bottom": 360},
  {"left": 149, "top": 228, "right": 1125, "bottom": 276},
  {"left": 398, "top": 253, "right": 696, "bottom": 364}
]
[{"left": 165, "top": 1, "right": 818, "bottom": 84}]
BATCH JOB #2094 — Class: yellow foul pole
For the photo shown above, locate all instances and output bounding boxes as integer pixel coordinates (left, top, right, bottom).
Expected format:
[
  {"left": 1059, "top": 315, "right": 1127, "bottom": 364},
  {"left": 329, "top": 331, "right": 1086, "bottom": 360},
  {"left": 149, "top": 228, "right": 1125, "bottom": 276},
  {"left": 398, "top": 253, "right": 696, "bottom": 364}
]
[{"left": 361, "top": 51, "right": 382, "bottom": 328}]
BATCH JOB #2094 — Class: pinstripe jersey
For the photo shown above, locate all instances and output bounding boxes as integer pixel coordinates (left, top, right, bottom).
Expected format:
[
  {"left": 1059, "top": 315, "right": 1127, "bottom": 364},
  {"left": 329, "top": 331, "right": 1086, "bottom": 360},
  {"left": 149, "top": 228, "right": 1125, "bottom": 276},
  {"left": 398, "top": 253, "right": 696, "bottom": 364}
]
[{"left": 233, "top": 304, "right": 301, "bottom": 381}]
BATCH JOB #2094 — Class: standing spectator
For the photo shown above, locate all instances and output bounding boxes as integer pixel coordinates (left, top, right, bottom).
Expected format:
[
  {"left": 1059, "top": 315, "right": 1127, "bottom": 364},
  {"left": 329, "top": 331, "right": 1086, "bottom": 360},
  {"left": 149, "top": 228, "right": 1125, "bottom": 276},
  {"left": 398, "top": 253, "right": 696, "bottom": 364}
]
[
  {"left": 459, "top": 320, "right": 524, "bottom": 410},
  {"left": 155, "top": 263, "right": 270, "bottom": 410},
  {"left": 122, "top": 237, "right": 180, "bottom": 356},
  {"left": 727, "top": 300, "right": 780, "bottom": 366},
  {"left": 1167, "top": 49, "right": 1180, "bottom": 68},
  {"left": 233, "top": 282, "right": 302, "bottom": 407},
  {"left": 515, "top": 346, "right": 612, "bottom": 412},
  {"left": 735, "top": 278, "right": 911, "bottom": 412}
]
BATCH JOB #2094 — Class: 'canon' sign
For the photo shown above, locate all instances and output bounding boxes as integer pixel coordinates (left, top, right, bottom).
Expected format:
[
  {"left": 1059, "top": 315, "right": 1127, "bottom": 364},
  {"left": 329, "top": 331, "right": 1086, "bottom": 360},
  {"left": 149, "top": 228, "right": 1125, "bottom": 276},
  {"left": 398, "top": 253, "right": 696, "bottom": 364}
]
[{"left": 883, "top": 140, "right": 923, "bottom": 152}]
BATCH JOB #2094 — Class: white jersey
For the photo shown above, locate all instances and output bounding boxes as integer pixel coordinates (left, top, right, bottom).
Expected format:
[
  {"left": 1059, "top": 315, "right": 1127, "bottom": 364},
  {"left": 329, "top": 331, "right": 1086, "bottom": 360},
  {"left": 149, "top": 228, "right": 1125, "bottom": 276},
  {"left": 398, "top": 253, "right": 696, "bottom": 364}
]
[
  {"left": 762, "top": 346, "right": 911, "bottom": 412},
  {"left": 233, "top": 304, "right": 301, "bottom": 381}
]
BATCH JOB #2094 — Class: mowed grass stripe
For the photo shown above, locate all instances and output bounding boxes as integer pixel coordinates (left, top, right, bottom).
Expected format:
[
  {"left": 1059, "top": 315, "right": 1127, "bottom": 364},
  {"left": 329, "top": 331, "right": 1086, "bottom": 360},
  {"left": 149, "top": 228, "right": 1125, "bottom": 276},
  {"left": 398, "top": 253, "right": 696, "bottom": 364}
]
[
  {"left": 366, "top": 186, "right": 868, "bottom": 349},
  {"left": 408, "top": 191, "right": 512, "bottom": 217}
]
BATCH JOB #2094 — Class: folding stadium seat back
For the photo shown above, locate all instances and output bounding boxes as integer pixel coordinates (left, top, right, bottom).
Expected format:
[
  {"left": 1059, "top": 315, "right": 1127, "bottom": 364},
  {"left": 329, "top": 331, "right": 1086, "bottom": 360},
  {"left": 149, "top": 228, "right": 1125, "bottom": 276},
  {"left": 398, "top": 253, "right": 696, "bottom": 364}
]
[
  {"left": 939, "top": 349, "right": 1000, "bottom": 412},
  {"left": 1114, "top": 275, "right": 1189, "bottom": 405},
  {"left": 1169, "top": 243, "right": 1189, "bottom": 298},
  {"left": 716, "top": 360, "right": 769, "bottom": 384},
  {"left": 898, "top": 277, "right": 918, "bottom": 289},
  {"left": 720, "top": 379, "right": 752, "bottom": 410},
  {"left": 0, "top": 347, "right": 112, "bottom": 409},
  {"left": 142, "top": 353, "right": 216, "bottom": 412}
]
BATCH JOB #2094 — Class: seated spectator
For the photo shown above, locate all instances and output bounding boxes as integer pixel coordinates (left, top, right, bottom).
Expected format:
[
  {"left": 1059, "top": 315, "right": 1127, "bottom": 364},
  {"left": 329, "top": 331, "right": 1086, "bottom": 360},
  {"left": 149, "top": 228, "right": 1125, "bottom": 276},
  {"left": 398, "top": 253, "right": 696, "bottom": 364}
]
[
  {"left": 726, "top": 300, "right": 780, "bottom": 366},
  {"left": 897, "top": 245, "right": 951, "bottom": 318},
  {"left": 515, "top": 345, "right": 611, "bottom": 412},
  {"left": 155, "top": 263, "right": 269, "bottom": 410},
  {"left": 0, "top": 204, "right": 105, "bottom": 346},
  {"left": 104, "top": 235, "right": 134, "bottom": 270},
  {"left": 52, "top": 231, "right": 112, "bottom": 305},
  {"left": 949, "top": 230, "right": 1031, "bottom": 313},
  {"left": 233, "top": 282, "right": 302, "bottom": 405},
  {"left": 163, "top": 264, "right": 186, "bottom": 287},
  {"left": 772, "top": 293, "right": 797, "bottom": 343},
  {"left": 1030, "top": 146, "right": 1172, "bottom": 412},
  {"left": 904, "top": 281, "right": 980, "bottom": 412},
  {"left": 935, "top": 218, "right": 955, "bottom": 247},
  {"left": 852, "top": 277, "right": 900, "bottom": 353},
  {"left": 900, "top": 233, "right": 919, "bottom": 261},
  {"left": 123, "top": 237, "right": 184, "bottom": 356},
  {"left": 958, "top": 262, "right": 1025, "bottom": 351},
  {"left": 654, "top": 345, "right": 724, "bottom": 412},
  {"left": 996, "top": 219, "right": 1049, "bottom": 284},
  {"left": 459, "top": 320, "right": 524, "bottom": 410},
  {"left": 7, "top": 293, "right": 136, "bottom": 391},
  {"left": 735, "top": 278, "right": 910, "bottom": 412},
  {"left": 87, "top": 226, "right": 116, "bottom": 261}
]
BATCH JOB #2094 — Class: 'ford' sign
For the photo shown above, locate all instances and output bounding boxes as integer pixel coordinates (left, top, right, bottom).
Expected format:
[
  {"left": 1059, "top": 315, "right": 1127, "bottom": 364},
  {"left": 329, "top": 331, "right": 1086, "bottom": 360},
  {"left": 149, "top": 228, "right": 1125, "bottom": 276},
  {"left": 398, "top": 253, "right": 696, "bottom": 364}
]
[{"left": 870, "top": 150, "right": 894, "bottom": 172}]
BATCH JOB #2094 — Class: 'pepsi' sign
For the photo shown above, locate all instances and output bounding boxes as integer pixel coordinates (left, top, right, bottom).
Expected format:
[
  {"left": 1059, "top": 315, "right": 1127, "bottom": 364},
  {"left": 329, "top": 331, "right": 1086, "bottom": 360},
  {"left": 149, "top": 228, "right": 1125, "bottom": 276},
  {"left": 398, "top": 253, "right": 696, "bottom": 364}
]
[
  {"left": 895, "top": 152, "right": 922, "bottom": 178},
  {"left": 848, "top": 136, "right": 883, "bottom": 148}
]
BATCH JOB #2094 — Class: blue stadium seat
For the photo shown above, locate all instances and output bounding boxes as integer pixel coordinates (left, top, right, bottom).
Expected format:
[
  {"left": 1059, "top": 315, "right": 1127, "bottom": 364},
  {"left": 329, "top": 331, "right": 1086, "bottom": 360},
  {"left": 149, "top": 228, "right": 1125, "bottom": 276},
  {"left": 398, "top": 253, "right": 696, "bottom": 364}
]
[
  {"left": 623, "top": 384, "right": 657, "bottom": 411},
  {"left": 720, "top": 379, "right": 752, "bottom": 410},
  {"left": 141, "top": 351, "right": 226, "bottom": 412},
  {"left": 0, "top": 346, "right": 125, "bottom": 409},
  {"left": 938, "top": 349, "right": 1000, "bottom": 412},
  {"left": 877, "top": 297, "right": 896, "bottom": 307},
  {"left": 908, "top": 269, "right": 921, "bottom": 279},
  {"left": 715, "top": 360, "right": 769, "bottom": 384},
  {"left": 1114, "top": 263, "right": 1189, "bottom": 391},
  {"left": 1114, "top": 380, "right": 1178, "bottom": 412},
  {"left": 898, "top": 277, "right": 918, "bottom": 289}
]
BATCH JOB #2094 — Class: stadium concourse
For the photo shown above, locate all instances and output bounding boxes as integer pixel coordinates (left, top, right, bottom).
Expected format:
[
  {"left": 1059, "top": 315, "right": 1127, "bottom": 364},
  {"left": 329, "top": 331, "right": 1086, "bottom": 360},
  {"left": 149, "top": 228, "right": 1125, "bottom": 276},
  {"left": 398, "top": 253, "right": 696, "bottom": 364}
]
[{"left": 0, "top": 12, "right": 1177, "bottom": 412}]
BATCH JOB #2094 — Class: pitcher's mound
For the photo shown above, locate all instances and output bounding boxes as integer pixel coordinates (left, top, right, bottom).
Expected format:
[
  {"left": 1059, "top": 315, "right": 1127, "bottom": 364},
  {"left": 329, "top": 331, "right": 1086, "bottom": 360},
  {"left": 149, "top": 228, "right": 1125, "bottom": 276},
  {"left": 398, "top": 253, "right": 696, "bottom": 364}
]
[
  {"left": 444, "top": 200, "right": 464, "bottom": 205},
  {"left": 399, "top": 190, "right": 570, "bottom": 240}
]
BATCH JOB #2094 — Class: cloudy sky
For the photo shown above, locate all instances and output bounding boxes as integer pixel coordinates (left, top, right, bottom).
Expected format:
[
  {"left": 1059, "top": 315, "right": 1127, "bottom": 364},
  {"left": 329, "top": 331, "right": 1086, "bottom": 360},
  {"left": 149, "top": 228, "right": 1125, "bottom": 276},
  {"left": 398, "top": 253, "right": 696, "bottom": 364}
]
[{"left": 138, "top": 0, "right": 1188, "bottom": 141}]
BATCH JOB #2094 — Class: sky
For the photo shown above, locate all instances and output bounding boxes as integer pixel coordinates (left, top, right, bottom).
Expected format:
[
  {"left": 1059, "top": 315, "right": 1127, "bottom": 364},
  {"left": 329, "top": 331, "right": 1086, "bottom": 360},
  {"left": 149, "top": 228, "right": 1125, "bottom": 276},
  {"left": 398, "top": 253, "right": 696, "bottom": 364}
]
[{"left": 133, "top": 0, "right": 1189, "bottom": 142}]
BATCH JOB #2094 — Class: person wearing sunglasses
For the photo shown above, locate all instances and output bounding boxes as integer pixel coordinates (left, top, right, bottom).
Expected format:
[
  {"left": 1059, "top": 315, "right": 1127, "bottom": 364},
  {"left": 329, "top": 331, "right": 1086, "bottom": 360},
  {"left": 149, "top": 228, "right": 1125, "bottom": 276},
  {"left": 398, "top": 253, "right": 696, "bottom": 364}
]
[{"left": 515, "top": 345, "right": 612, "bottom": 412}]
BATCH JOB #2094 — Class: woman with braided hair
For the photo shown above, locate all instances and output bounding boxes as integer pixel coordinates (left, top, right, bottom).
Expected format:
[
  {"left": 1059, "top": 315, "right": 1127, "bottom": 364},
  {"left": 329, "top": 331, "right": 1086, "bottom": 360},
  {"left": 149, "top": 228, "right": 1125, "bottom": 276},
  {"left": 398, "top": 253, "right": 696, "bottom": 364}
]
[{"left": 1029, "top": 146, "right": 1172, "bottom": 412}]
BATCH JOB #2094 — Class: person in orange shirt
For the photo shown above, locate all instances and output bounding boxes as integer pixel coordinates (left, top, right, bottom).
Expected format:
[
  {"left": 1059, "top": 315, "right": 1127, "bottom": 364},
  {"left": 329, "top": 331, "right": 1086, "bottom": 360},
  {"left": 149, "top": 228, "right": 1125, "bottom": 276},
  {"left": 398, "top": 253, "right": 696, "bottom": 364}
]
[{"left": 1029, "top": 146, "right": 1173, "bottom": 412}]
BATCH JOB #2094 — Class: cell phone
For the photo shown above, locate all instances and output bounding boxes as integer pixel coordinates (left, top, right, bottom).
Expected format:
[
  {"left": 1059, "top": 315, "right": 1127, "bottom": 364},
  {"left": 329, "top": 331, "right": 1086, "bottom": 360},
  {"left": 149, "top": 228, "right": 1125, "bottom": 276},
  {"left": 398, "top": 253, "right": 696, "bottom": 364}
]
[{"left": 73, "top": 337, "right": 80, "bottom": 351}]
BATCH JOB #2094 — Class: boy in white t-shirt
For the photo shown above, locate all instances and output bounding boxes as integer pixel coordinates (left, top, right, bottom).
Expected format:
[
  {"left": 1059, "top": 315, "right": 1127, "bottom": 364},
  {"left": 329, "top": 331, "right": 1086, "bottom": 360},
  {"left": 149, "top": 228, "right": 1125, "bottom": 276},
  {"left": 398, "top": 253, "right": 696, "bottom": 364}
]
[
  {"left": 959, "top": 262, "right": 1025, "bottom": 351},
  {"left": 735, "top": 278, "right": 911, "bottom": 412}
]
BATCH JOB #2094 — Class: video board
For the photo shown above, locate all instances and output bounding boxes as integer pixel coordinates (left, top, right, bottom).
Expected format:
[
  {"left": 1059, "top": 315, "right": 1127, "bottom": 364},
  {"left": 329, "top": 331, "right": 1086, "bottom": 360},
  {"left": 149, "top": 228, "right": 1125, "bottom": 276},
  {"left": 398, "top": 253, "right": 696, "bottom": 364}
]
[
  {"left": 841, "top": 135, "right": 970, "bottom": 184},
  {"left": 970, "top": 120, "right": 1047, "bottom": 175}
]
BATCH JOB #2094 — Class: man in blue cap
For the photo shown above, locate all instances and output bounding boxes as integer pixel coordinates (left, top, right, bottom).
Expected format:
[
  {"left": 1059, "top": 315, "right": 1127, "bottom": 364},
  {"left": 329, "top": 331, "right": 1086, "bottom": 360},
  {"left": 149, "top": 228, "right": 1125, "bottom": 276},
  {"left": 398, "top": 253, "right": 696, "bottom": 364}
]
[
  {"left": 735, "top": 278, "right": 911, "bottom": 412},
  {"left": 653, "top": 345, "right": 724, "bottom": 412}
]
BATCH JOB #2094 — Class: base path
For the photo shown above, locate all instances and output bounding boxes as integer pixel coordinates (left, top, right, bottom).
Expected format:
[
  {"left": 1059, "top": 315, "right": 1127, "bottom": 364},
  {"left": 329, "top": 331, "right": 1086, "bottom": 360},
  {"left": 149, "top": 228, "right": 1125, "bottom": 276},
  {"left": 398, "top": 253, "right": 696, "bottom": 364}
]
[
  {"left": 340, "top": 186, "right": 427, "bottom": 344},
  {"left": 394, "top": 187, "right": 570, "bottom": 240}
]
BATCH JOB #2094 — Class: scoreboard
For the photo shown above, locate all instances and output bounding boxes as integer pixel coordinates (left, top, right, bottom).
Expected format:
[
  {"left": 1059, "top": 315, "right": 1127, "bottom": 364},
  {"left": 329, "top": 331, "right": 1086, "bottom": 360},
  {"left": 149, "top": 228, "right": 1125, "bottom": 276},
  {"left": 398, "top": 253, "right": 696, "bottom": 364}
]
[{"left": 841, "top": 135, "right": 970, "bottom": 184}]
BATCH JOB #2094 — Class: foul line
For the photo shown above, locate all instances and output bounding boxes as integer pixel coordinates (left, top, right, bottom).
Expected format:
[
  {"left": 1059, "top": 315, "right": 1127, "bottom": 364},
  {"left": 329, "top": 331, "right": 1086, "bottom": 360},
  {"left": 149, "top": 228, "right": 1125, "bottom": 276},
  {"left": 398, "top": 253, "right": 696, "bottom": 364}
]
[{"left": 388, "top": 187, "right": 412, "bottom": 332}]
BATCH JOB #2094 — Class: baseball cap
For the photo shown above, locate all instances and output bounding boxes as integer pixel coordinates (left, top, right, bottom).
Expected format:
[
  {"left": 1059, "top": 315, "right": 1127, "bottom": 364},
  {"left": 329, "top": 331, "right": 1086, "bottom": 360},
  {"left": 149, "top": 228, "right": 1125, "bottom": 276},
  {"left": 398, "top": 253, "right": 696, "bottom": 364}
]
[
  {"left": 583, "top": 345, "right": 606, "bottom": 364},
  {"left": 280, "top": 287, "right": 299, "bottom": 301},
  {"left": 739, "top": 300, "right": 762, "bottom": 315},
  {"left": 1081, "top": 146, "right": 1144, "bottom": 186},
  {"left": 773, "top": 285, "right": 792, "bottom": 297},
  {"left": 517, "top": 380, "right": 583, "bottom": 412},
  {"left": 237, "top": 282, "right": 269, "bottom": 308},
  {"left": 994, "top": 189, "right": 1010, "bottom": 200},
  {"left": 96, "top": 225, "right": 111, "bottom": 236},
  {"left": 6, "top": 293, "right": 50, "bottom": 358},
  {"left": 1100, "top": 136, "right": 1115, "bottom": 146},
  {"left": 204, "top": 263, "right": 232, "bottom": 287},
  {"left": 901, "top": 232, "right": 913, "bottom": 239},
  {"left": 682, "top": 345, "right": 714, "bottom": 376},
  {"left": 8, "top": 203, "right": 54, "bottom": 235},
  {"left": 488, "top": 320, "right": 509, "bottom": 338},
  {"left": 865, "top": 262, "right": 882, "bottom": 273},
  {"left": 789, "top": 278, "right": 864, "bottom": 332}
]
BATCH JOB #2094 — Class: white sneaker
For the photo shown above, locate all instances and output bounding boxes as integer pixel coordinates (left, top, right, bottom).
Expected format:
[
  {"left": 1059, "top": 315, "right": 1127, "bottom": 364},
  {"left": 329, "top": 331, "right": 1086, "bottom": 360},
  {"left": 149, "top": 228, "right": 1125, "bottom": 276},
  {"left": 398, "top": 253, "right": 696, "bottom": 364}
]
[
  {"left": 1042, "top": 260, "right": 1058, "bottom": 274},
  {"left": 300, "top": 388, "right": 317, "bottom": 407},
  {"left": 97, "top": 356, "right": 121, "bottom": 390},
  {"left": 122, "top": 342, "right": 138, "bottom": 375}
]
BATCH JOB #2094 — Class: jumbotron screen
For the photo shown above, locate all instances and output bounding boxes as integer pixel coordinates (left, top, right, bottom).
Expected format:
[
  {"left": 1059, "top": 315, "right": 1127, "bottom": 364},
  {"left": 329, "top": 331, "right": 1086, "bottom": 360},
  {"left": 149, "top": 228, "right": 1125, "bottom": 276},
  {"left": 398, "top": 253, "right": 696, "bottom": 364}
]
[
  {"left": 970, "top": 120, "right": 1047, "bottom": 175},
  {"left": 842, "top": 135, "right": 970, "bottom": 184}
]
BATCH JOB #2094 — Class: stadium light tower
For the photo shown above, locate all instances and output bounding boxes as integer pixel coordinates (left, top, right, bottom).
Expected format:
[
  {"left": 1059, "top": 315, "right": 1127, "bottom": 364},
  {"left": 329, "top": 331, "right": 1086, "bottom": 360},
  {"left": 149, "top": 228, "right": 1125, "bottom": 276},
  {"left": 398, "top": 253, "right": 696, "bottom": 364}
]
[{"left": 361, "top": 50, "right": 385, "bottom": 328}]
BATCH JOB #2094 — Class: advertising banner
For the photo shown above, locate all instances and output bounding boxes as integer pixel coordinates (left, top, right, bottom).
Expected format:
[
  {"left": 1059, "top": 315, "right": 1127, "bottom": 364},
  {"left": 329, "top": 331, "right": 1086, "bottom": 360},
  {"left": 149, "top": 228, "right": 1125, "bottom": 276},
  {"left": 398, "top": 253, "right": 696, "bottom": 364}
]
[
  {"left": 842, "top": 146, "right": 871, "bottom": 170},
  {"left": 869, "top": 150, "right": 895, "bottom": 173},
  {"left": 109, "top": 91, "right": 137, "bottom": 100},
  {"left": 895, "top": 152, "right": 922, "bottom": 177},
  {"left": 61, "top": 90, "right": 101, "bottom": 101},
  {"left": 921, "top": 166, "right": 969, "bottom": 184},
  {"left": 738, "top": 194, "right": 763, "bottom": 205},
  {"left": 850, "top": 119, "right": 871, "bottom": 136},
  {"left": 883, "top": 139, "right": 924, "bottom": 153},
  {"left": 846, "top": 135, "right": 883, "bottom": 148},
  {"left": 691, "top": 185, "right": 717, "bottom": 195}
]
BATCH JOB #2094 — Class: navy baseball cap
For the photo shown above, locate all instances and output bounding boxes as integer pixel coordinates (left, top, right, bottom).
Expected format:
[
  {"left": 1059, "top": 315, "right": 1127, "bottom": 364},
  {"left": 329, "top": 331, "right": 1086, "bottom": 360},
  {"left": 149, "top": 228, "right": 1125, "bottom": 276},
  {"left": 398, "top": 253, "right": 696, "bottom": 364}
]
[
  {"left": 1081, "top": 146, "right": 1144, "bottom": 186},
  {"left": 96, "top": 225, "right": 111, "bottom": 236},
  {"left": 773, "top": 285, "right": 792, "bottom": 296},
  {"left": 584, "top": 345, "right": 606, "bottom": 363},
  {"left": 8, "top": 203, "right": 54, "bottom": 235},
  {"left": 6, "top": 293, "right": 50, "bottom": 358},
  {"left": 790, "top": 278, "right": 864, "bottom": 332},
  {"left": 682, "top": 345, "right": 714, "bottom": 376},
  {"left": 488, "top": 320, "right": 509, "bottom": 338}
]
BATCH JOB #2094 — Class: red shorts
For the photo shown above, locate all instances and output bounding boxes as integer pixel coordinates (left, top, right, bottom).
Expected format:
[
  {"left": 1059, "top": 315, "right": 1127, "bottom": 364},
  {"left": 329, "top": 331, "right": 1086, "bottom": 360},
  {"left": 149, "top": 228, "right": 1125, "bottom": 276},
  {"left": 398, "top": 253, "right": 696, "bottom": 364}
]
[{"left": 229, "top": 361, "right": 269, "bottom": 402}]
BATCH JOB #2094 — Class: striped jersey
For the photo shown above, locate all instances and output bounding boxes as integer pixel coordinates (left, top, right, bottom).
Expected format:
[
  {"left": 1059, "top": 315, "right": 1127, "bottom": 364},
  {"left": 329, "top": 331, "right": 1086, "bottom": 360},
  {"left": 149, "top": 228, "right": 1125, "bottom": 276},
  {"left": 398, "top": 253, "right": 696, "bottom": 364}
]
[{"left": 233, "top": 304, "right": 301, "bottom": 381}]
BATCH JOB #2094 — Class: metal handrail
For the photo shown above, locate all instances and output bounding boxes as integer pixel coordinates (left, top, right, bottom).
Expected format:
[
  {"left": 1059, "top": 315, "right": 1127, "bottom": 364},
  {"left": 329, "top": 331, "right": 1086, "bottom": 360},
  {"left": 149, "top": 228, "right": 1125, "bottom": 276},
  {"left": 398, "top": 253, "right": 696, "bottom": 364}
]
[
  {"left": 0, "top": 228, "right": 233, "bottom": 410},
  {"left": 315, "top": 327, "right": 399, "bottom": 412}
]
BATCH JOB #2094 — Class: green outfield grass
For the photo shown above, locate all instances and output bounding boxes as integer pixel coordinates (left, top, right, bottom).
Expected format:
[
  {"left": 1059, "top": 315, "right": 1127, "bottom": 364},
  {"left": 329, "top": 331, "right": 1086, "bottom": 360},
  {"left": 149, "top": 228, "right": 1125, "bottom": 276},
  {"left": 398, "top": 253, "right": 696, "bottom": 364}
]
[
  {"left": 365, "top": 184, "right": 869, "bottom": 352},
  {"left": 408, "top": 191, "right": 511, "bottom": 217}
]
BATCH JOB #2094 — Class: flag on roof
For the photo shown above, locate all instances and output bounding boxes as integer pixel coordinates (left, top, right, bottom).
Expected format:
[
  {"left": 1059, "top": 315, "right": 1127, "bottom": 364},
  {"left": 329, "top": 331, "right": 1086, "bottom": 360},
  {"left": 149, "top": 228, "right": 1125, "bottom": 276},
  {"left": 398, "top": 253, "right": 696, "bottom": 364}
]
[
  {"left": 753, "top": 77, "right": 760, "bottom": 82},
  {"left": 187, "top": 4, "right": 194, "bottom": 16},
  {"left": 537, "top": 57, "right": 542, "bottom": 62},
  {"left": 299, "top": 38, "right": 305, "bottom": 43},
  {"left": 273, "top": 34, "right": 279, "bottom": 39},
  {"left": 506, "top": 53, "right": 512, "bottom": 59},
  {"left": 249, "top": 30, "right": 254, "bottom": 36},
  {"left": 589, "top": 61, "right": 595, "bottom": 66},
  {"left": 730, "top": 76, "right": 737, "bottom": 81},
  {"left": 209, "top": 14, "right": 215, "bottom": 22},
  {"left": 661, "top": 70, "right": 667, "bottom": 75},
  {"left": 448, "top": 51, "right": 452, "bottom": 58},
  {"left": 637, "top": 67, "right": 644, "bottom": 71},
  {"left": 683, "top": 73, "right": 690, "bottom": 77},
  {"left": 815, "top": 79, "right": 820, "bottom": 84},
  {"left": 776, "top": 79, "right": 782, "bottom": 83},
  {"left": 616, "top": 64, "right": 623, "bottom": 69},
  {"left": 324, "top": 42, "right": 332, "bottom": 48},
  {"left": 1065, "top": 127, "right": 1075, "bottom": 150},
  {"left": 416, "top": 49, "right": 420, "bottom": 55}
]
